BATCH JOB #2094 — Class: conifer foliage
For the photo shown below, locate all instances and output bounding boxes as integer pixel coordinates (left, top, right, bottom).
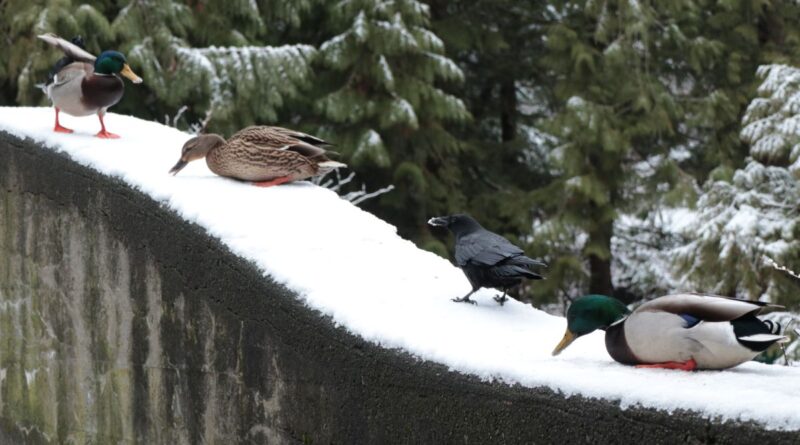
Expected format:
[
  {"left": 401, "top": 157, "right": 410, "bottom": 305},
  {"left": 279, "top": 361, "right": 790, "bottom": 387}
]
[
  {"left": 528, "top": 0, "right": 799, "bottom": 303},
  {"left": 316, "top": 0, "right": 470, "bottom": 240},
  {"left": 672, "top": 64, "right": 800, "bottom": 306},
  {"left": 533, "top": 0, "right": 688, "bottom": 298}
]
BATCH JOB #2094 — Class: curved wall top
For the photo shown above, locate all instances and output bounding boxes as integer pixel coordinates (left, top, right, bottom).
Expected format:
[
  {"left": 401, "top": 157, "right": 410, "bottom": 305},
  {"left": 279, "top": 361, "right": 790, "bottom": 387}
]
[{"left": 0, "top": 107, "right": 798, "bottom": 443}]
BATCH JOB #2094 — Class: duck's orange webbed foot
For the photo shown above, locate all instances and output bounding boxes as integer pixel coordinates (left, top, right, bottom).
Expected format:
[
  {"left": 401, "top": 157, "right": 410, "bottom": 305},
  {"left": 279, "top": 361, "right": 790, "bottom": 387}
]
[
  {"left": 636, "top": 358, "right": 697, "bottom": 371},
  {"left": 95, "top": 130, "right": 120, "bottom": 139},
  {"left": 53, "top": 108, "right": 73, "bottom": 133},
  {"left": 96, "top": 114, "right": 120, "bottom": 139},
  {"left": 253, "top": 176, "right": 292, "bottom": 188}
]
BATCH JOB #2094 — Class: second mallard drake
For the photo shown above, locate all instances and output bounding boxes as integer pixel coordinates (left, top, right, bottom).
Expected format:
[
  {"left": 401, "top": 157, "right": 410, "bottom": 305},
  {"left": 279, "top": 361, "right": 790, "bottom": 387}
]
[
  {"left": 38, "top": 33, "right": 143, "bottom": 138},
  {"left": 552, "top": 293, "right": 786, "bottom": 370},
  {"left": 169, "top": 126, "right": 346, "bottom": 187}
]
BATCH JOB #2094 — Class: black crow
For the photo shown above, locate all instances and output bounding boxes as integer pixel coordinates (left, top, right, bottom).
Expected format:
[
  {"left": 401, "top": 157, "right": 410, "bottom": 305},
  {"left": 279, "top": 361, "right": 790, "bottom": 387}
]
[{"left": 428, "top": 214, "right": 546, "bottom": 305}]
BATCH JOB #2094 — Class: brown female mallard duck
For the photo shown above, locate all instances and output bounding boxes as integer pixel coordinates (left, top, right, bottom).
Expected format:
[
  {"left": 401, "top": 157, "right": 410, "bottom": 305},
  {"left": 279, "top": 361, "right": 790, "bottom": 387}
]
[
  {"left": 169, "top": 126, "right": 347, "bottom": 187},
  {"left": 38, "top": 33, "right": 143, "bottom": 138},
  {"left": 552, "top": 293, "right": 786, "bottom": 370}
]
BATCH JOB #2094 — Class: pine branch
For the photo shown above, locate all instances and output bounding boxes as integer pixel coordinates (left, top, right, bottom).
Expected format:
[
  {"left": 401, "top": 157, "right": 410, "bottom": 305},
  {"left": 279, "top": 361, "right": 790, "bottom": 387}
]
[
  {"left": 197, "top": 108, "right": 213, "bottom": 135},
  {"left": 764, "top": 256, "right": 800, "bottom": 283},
  {"left": 348, "top": 184, "right": 395, "bottom": 205},
  {"left": 313, "top": 169, "right": 394, "bottom": 205}
]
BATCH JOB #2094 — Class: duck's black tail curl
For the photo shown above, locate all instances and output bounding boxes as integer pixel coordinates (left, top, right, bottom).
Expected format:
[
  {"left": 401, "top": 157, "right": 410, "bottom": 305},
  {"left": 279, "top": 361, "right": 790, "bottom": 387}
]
[
  {"left": 732, "top": 314, "right": 786, "bottom": 351},
  {"left": 763, "top": 319, "right": 782, "bottom": 335}
]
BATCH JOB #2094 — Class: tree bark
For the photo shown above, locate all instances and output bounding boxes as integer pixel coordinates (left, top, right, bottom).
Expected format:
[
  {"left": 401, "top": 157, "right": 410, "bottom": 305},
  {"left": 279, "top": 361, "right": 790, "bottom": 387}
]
[
  {"left": 588, "top": 221, "right": 614, "bottom": 296},
  {"left": 500, "top": 78, "right": 517, "bottom": 142},
  {"left": 589, "top": 254, "right": 613, "bottom": 296}
]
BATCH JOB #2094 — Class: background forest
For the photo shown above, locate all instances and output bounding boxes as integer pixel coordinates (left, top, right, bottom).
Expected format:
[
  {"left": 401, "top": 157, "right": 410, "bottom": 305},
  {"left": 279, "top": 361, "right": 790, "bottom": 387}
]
[{"left": 2, "top": 0, "right": 800, "bottom": 315}]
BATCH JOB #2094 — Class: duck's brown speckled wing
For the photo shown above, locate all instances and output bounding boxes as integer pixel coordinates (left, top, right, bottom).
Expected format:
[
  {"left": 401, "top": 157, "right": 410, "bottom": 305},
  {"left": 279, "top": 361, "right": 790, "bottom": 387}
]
[
  {"left": 228, "top": 126, "right": 333, "bottom": 161},
  {"left": 207, "top": 137, "right": 317, "bottom": 182}
]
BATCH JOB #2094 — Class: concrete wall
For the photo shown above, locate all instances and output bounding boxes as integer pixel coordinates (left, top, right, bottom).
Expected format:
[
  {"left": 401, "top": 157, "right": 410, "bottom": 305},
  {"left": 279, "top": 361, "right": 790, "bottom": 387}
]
[{"left": 0, "top": 131, "right": 795, "bottom": 444}]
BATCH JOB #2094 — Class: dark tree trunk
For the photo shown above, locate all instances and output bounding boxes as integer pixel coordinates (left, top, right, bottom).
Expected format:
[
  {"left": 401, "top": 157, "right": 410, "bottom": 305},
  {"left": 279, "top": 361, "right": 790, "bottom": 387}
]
[
  {"left": 500, "top": 79, "right": 517, "bottom": 142},
  {"left": 588, "top": 221, "right": 614, "bottom": 296},
  {"left": 589, "top": 254, "right": 613, "bottom": 296}
]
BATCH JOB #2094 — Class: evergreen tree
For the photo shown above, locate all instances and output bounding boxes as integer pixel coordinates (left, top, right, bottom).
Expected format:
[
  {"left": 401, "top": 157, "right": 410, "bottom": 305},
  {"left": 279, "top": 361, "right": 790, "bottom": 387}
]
[
  {"left": 673, "top": 0, "right": 800, "bottom": 181},
  {"left": 533, "top": 0, "right": 692, "bottom": 300},
  {"left": 530, "top": 0, "right": 799, "bottom": 304},
  {"left": 672, "top": 64, "right": 800, "bottom": 307},
  {"left": 315, "top": 0, "right": 470, "bottom": 245},
  {"left": 111, "top": 0, "right": 319, "bottom": 134}
]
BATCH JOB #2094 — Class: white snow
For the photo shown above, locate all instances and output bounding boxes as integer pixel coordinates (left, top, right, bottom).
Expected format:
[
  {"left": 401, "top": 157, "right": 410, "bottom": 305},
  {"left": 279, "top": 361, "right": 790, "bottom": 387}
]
[{"left": 2, "top": 107, "right": 800, "bottom": 430}]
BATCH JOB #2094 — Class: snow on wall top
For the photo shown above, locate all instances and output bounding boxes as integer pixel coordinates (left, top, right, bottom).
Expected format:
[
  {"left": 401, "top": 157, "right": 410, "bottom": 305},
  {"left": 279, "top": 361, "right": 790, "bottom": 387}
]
[{"left": 2, "top": 107, "right": 799, "bottom": 430}]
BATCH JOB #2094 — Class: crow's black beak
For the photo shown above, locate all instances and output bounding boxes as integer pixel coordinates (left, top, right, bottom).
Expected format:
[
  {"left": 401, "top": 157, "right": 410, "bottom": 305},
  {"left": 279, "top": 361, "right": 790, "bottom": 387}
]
[
  {"left": 427, "top": 216, "right": 449, "bottom": 227},
  {"left": 169, "top": 159, "right": 188, "bottom": 176}
]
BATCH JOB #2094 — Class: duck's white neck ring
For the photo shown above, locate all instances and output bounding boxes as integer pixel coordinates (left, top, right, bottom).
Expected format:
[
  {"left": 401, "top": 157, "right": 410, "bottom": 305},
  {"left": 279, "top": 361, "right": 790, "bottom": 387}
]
[{"left": 609, "top": 316, "right": 628, "bottom": 327}]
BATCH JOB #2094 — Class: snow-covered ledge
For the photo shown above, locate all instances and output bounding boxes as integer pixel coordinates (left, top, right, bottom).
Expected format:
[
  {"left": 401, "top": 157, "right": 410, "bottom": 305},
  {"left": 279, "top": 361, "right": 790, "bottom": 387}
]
[{"left": 0, "top": 108, "right": 798, "bottom": 443}]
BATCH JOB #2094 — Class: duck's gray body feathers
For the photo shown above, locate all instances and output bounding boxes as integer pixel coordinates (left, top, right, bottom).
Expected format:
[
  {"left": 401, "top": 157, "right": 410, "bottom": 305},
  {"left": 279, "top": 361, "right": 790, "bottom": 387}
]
[{"left": 608, "top": 293, "right": 785, "bottom": 370}]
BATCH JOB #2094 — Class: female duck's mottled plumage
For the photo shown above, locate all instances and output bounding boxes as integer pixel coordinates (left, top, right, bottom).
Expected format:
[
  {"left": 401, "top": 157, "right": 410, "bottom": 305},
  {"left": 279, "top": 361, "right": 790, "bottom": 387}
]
[
  {"left": 38, "top": 33, "right": 142, "bottom": 138},
  {"left": 169, "top": 126, "right": 346, "bottom": 187},
  {"left": 553, "top": 293, "right": 786, "bottom": 370}
]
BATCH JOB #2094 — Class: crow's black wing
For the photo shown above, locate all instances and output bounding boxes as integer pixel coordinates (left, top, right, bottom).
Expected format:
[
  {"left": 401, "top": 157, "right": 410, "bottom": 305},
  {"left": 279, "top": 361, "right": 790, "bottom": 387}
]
[{"left": 454, "top": 230, "right": 525, "bottom": 267}]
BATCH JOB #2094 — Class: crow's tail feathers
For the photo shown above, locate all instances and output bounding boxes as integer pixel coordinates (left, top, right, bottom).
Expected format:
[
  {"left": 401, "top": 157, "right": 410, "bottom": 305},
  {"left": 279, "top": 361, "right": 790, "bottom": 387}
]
[
  {"left": 507, "top": 255, "right": 547, "bottom": 270},
  {"left": 493, "top": 264, "right": 544, "bottom": 281}
]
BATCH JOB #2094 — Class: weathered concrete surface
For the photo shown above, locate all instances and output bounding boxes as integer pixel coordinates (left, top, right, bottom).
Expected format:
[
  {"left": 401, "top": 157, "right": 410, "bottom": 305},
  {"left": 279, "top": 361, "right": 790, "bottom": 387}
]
[{"left": 0, "top": 131, "right": 796, "bottom": 444}]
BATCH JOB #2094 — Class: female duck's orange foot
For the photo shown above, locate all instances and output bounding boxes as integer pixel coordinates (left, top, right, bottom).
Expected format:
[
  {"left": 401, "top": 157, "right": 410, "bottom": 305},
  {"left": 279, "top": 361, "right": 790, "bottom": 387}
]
[
  {"left": 54, "top": 124, "right": 74, "bottom": 133},
  {"left": 96, "top": 130, "right": 120, "bottom": 139},
  {"left": 636, "top": 358, "right": 697, "bottom": 371},
  {"left": 253, "top": 176, "right": 292, "bottom": 187}
]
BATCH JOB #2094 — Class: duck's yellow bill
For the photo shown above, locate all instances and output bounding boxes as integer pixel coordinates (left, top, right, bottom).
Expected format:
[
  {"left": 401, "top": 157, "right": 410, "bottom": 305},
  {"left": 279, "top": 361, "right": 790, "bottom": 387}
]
[
  {"left": 120, "top": 64, "right": 143, "bottom": 84},
  {"left": 552, "top": 329, "right": 576, "bottom": 356}
]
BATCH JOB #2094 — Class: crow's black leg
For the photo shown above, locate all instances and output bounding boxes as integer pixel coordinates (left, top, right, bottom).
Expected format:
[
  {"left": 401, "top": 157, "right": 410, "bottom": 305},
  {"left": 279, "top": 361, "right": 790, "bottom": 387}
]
[
  {"left": 452, "top": 289, "right": 478, "bottom": 305},
  {"left": 493, "top": 289, "right": 508, "bottom": 305}
]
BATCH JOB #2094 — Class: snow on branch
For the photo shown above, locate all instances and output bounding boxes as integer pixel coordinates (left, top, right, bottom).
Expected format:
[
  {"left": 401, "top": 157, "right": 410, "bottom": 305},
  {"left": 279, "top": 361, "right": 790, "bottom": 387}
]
[
  {"left": 313, "top": 169, "right": 395, "bottom": 205},
  {"left": 742, "top": 64, "right": 800, "bottom": 167},
  {"left": 765, "top": 255, "right": 800, "bottom": 282},
  {"left": 173, "top": 44, "right": 317, "bottom": 123},
  {"left": 346, "top": 184, "right": 396, "bottom": 205},
  {"left": 162, "top": 106, "right": 214, "bottom": 135}
]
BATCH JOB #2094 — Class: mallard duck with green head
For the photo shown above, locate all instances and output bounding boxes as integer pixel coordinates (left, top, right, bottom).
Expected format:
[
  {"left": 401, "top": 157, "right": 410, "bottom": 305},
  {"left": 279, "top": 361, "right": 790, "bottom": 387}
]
[
  {"left": 38, "top": 33, "right": 143, "bottom": 138},
  {"left": 552, "top": 293, "right": 786, "bottom": 370}
]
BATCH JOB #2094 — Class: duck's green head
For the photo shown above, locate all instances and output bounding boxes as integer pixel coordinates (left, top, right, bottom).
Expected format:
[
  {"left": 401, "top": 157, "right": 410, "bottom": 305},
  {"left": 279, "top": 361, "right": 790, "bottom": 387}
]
[
  {"left": 552, "top": 294, "right": 629, "bottom": 356},
  {"left": 95, "top": 51, "right": 143, "bottom": 83}
]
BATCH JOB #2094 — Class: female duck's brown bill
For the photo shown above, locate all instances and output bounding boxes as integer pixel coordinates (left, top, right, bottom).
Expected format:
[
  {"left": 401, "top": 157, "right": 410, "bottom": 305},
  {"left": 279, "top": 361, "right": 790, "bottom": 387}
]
[{"left": 169, "top": 160, "right": 188, "bottom": 176}]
